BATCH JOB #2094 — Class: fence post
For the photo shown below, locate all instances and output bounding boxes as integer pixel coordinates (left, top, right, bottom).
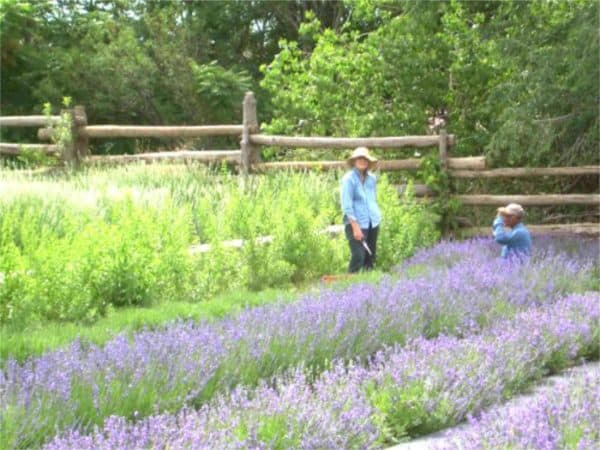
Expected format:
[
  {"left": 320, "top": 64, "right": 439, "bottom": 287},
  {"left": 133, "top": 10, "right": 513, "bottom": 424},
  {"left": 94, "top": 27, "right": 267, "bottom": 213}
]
[
  {"left": 241, "top": 91, "right": 259, "bottom": 175},
  {"left": 73, "top": 105, "right": 89, "bottom": 159},
  {"left": 438, "top": 128, "right": 448, "bottom": 170}
]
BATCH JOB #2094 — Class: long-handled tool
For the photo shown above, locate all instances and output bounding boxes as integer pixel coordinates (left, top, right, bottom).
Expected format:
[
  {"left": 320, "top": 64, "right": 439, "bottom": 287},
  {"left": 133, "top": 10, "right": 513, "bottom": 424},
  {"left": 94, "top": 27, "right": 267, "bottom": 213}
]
[{"left": 361, "top": 239, "right": 372, "bottom": 256}]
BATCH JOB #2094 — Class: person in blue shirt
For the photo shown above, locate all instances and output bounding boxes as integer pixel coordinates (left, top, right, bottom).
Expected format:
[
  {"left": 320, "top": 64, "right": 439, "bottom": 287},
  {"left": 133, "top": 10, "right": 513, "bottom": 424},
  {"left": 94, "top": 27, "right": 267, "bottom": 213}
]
[
  {"left": 492, "top": 203, "right": 532, "bottom": 258},
  {"left": 340, "top": 147, "right": 382, "bottom": 272}
]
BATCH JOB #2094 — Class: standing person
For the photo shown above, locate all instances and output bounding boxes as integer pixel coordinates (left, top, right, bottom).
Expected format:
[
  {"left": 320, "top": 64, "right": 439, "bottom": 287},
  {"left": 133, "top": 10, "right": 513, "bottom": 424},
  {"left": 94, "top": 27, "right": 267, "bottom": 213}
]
[
  {"left": 340, "top": 147, "right": 382, "bottom": 273},
  {"left": 492, "top": 203, "right": 532, "bottom": 258}
]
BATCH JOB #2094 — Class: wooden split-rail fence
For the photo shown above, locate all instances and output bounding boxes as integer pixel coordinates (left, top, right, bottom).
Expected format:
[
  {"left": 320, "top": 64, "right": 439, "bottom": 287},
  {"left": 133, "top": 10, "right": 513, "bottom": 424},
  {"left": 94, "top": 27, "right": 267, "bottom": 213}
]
[{"left": 1, "top": 92, "right": 599, "bottom": 239}]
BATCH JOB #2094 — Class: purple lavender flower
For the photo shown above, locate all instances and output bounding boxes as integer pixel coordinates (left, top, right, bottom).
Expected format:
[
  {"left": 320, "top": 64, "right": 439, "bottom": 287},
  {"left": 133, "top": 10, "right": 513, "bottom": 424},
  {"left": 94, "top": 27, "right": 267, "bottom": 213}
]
[
  {"left": 437, "top": 364, "right": 599, "bottom": 449},
  {"left": 41, "top": 293, "right": 599, "bottom": 449},
  {"left": 2, "top": 237, "right": 597, "bottom": 448}
]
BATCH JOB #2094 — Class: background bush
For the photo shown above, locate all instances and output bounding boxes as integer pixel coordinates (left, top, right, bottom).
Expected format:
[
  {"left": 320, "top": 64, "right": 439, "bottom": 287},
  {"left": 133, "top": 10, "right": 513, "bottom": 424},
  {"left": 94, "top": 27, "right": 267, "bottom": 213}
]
[
  {"left": 0, "top": 165, "right": 438, "bottom": 327},
  {"left": 0, "top": 190, "right": 192, "bottom": 325}
]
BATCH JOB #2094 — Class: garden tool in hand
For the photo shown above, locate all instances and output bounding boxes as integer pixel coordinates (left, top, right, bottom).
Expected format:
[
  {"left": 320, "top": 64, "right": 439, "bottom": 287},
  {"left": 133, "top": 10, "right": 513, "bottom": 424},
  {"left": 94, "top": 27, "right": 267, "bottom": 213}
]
[{"left": 361, "top": 239, "right": 372, "bottom": 256}]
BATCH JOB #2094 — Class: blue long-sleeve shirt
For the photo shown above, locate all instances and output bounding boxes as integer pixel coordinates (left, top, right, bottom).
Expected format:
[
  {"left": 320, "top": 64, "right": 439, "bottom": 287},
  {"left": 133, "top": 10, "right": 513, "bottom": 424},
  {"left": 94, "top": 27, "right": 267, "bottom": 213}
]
[
  {"left": 492, "top": 216, "right": 532, "bottom": 258},
  {"left": 340, "top": 169, "right": 382, "bottom": 229}
]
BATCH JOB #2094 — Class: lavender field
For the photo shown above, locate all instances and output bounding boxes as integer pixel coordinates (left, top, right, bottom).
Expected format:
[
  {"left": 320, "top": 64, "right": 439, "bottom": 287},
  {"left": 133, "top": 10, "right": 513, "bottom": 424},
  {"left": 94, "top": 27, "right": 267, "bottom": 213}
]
[
  {"left": 437, "top": 363, "right": 599, "bottom": 450},
  {"left": 1, "top": 236, "right": 599, "bottom": 449}
]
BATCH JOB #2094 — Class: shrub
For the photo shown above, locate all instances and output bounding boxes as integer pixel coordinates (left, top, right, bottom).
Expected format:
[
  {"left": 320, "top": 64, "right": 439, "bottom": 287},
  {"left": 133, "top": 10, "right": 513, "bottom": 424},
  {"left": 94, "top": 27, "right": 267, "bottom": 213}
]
[
  {"left": 0, "top": 190, "right": 192, "bottom": 326},
  {"left": 0, "top": 166, "right": 440, "bottom": 327}
]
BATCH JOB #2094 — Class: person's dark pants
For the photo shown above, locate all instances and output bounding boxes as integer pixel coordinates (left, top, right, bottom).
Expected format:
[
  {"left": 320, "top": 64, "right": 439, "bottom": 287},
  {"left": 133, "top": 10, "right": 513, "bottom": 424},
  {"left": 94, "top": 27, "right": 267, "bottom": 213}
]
[{"left": 345, "top": 223, "right": 379, "bottom": 273}]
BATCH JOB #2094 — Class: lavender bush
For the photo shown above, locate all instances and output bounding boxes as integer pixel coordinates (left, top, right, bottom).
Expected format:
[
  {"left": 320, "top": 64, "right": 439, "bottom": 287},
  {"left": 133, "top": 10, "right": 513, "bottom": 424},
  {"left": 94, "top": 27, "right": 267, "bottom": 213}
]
[
  {"left": 1, "top": 239, "right": 595, "bottom": 447},
  {"left": 401, "top": 235, "right": 599, "bottom": 273},
  {"left": 40, "top": 292, "right": 599, "bottom": 449},
  {"left": 365, "top": 292, "right": 599, "bottom": 444},
  {"left": 438, "top": 365, "right": 599, "bottom": 449},
  {"left": 1, "top": 237, "right": 597, "bottom": 448}
]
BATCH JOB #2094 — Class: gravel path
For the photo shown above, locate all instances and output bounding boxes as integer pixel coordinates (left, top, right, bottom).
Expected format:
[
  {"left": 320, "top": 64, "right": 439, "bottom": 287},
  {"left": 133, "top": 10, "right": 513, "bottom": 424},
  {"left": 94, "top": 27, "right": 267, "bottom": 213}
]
[{"left": 386, "top": 361, "right": 599, "bottom": 450}]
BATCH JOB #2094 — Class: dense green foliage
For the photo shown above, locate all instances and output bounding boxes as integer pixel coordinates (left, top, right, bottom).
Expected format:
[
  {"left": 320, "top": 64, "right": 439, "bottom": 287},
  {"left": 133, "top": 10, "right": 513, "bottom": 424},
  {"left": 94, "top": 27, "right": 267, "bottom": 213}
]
[
  {"left": 2, "top": 0, "right": 597, "bottom": 166},
  {"left": 0, "top": 165, "right": 438, "bottom": 327},
  {"left": 262, "top": 0, "right": 599, "bottom": 167},
  {"left": 0, "top": 0, "right": 351, "bottom": 152}
]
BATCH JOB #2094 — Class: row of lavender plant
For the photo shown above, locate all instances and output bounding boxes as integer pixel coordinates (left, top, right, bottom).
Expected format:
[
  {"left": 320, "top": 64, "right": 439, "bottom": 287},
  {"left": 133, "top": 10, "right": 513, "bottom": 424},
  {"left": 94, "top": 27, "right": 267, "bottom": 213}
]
[
  {"left": 1, "top": 239, "right": 596, "bottom": 448},
  {"left": 438, "top": 364, "right": 599, "bottom": 449},
  {"left": 41, "top": 292, "right": 599, "bottom": 449}
]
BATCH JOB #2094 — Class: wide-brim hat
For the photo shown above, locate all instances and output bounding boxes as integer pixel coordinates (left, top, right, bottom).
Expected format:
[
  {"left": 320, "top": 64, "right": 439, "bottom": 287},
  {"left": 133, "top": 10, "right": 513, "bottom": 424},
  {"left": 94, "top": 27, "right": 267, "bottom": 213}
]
[
  {"left": 497, "top": 203, "right": 525, "bottom": 217},
  {"left": 347, "top": 146, "right": 377, "bottom": 168}
]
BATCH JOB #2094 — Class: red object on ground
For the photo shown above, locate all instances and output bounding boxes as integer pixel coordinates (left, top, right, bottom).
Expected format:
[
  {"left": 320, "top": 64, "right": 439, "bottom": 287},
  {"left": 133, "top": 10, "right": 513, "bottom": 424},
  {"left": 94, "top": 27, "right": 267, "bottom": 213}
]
[{"left": 320, "top": 274, "right": 353, "bottom": 284}]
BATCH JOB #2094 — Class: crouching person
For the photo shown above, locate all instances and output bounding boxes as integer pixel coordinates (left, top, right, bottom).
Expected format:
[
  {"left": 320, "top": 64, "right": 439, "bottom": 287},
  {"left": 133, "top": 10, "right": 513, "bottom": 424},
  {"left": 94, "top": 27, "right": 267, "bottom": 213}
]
[{"left": 492, "top": 203, "right": 532, "bottom": 258}]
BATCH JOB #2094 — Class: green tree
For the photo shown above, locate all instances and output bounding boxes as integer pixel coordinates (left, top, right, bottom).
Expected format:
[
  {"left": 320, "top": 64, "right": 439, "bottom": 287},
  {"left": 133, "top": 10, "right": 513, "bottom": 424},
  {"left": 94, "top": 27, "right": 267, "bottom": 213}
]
[
  {"left": 261, "top": 0, "right": 599, "bottom": 166},
  {"left": 1, "top": 0, "right": 358, "bottom": 152},
  {"left": 485, "top": 0, "right": 599, "bottom": 166}
]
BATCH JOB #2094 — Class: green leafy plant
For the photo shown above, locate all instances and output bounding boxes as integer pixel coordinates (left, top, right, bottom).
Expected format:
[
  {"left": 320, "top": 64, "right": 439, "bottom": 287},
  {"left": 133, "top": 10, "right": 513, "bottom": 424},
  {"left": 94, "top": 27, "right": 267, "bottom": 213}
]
[
  {"left": 367, "top": 378, "right": 430, "bottom": 444},
  {"left": 191, "top": 61, "right": 251, "bottom": 123},
  {"left": 16, "top": 145, "right": 56, "bottom": 168},
  {"left": 376, "top": 175, "right": 440, "bottom": 267},
  {"left": 0, "top": 165, "right": 440, "bottom": 328},
  {"left": 43, "top": 97, "right": 73, "bottom": 160},
  {"left": 417, "top": 155, "right": 461, "bottom": 234}
]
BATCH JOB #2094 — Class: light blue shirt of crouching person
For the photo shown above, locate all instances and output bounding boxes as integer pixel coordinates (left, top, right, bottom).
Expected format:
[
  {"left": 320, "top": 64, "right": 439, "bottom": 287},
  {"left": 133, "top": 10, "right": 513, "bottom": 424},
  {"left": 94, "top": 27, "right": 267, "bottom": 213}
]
[
  {"left": 341, "top": 168, "right": 382, "bottom": 229},
  {"left": 492, "top": 203, "right": 532, "bottom": 258}
]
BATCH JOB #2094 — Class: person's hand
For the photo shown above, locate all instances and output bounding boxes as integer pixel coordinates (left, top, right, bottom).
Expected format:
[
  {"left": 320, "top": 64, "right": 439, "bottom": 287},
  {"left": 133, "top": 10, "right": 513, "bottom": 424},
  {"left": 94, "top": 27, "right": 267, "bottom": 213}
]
[
  {"left": 352, "top": 224, "right": 364, "bottom": 241},
  {"left": 495, "top": 210, "right": 505, "bottom": 222}
]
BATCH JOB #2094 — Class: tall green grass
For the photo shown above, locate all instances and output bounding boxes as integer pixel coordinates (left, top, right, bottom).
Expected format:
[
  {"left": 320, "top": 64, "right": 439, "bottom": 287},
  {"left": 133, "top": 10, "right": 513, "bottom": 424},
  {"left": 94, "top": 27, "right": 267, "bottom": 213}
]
[{"left": 0, "top": 165, "right": 439, "bottom": 328}]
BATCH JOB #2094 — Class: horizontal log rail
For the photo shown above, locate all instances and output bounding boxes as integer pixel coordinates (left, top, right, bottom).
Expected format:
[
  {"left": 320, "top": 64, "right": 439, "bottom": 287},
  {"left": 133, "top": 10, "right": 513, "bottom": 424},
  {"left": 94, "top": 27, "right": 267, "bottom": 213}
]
[
  {"left": 396, "top": 183, "right": 434, "bottom": 197},
  {"left": 456, "top": 194, "right": 600, "bottom": 206},
  {"left": 190, "top": 220, "right": 599, "bottom": 255},
  {"left": 189, "top": 226, "right": 345, "bottom": 254},
  {"left": 39, "top": 125, "right": 244, "bottom": 140},
  {"left": 0, "top": 143, "right": 58, "bottom": 155},
  {"left": 189, "top": 236, "right": 274, "bottom": 254},
  {"left": 249, "top": 134, "right": 456, "bottom": 149},
  {"left": 253, "top": 160, "right": 346, "bottom": 171},
  {"left": 451, "top": 166, "right": 600, "bottom": 178},
  {"left": 0, "top": 115, "right": 61, "bottom": 127},
  {"left": 253, "top": 156, "right": 485, "bottom": 172},
  {"left": 462, "top": 222, "right": 599, "bottom": 237},
  {"left": 380, "top": 156, "right": 485, "bottom": 170},
  {"left": 85, "top": 150, "right": 241, "bottom": 164}
]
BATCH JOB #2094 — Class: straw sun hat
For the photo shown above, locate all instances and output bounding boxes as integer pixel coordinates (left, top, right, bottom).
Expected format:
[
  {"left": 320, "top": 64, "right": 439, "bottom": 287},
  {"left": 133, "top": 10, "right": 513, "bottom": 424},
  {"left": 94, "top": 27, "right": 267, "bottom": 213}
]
[{"left": 347, "top": 147, "right": 378, "bottom": 168}]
